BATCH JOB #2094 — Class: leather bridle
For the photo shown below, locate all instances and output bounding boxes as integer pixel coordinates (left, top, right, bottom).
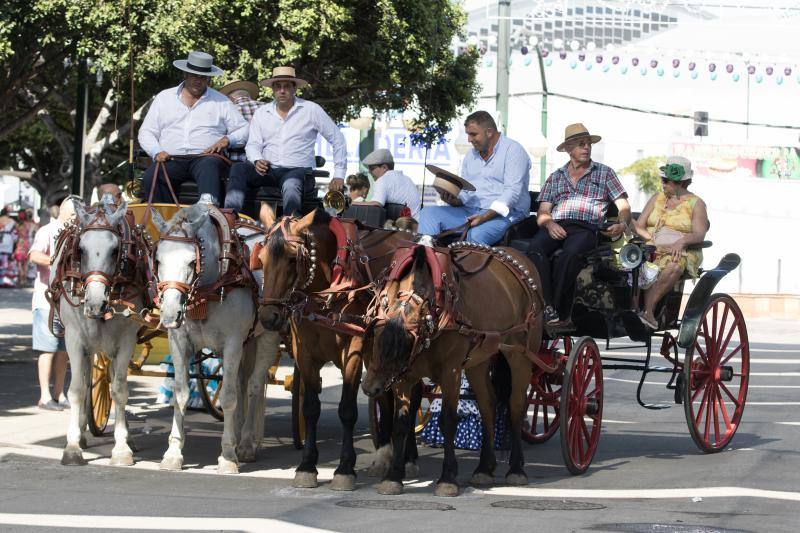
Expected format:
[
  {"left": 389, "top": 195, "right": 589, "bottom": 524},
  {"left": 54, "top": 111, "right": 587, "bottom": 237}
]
[
  {"left": 259, "top": 217, "right": 317, "bottom": 312},
  {"left": 151, "top": 226, "right": 203, "bottom": 307}
]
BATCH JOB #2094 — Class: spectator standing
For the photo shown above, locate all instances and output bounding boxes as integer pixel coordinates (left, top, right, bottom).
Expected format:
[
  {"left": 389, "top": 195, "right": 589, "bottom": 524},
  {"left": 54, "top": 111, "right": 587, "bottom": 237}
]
[
  {"left": 14, "top": 209, "right": 38, "bottom": 287},
  {"left": 0, "top": 206, "right": 17, "bottom": 287}
]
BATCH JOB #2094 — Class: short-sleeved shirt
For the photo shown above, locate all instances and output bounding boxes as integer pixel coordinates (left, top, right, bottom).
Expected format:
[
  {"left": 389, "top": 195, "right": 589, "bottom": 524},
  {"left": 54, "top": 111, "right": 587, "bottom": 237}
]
[
  {"left": 370, "top": 170, "right": 422, "bottom": 217},
  {"left": 29, "top": 220, "right": 62, "bottom": 310},
  {"left": 538, "top": 161, "right": 626, "bottom": 227}
]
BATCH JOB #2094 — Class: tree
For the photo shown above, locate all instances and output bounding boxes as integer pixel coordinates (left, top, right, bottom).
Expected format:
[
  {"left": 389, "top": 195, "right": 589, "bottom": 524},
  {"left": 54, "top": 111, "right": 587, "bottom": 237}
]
[
  {"left": 0, "top": 0, "right": 479, "bottom": 205},
  {"left": 619, "top": 156, "right": 665, "bottom": 195}
]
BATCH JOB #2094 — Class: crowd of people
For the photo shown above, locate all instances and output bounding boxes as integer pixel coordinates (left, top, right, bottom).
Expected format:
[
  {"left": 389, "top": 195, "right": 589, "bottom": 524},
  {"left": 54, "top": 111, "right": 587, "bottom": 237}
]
[{"left": 0, "top": 206, "right": 39, "bottom": 288}]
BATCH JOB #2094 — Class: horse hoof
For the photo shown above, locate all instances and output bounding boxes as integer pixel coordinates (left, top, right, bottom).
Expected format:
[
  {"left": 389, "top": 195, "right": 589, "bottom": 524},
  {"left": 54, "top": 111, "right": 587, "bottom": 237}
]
[
  {"left": 404, "top": 462, "right": 420, "bottom": 479},
  {"left": 293, "top": 471, "right": 318, "bottom": 488},
  {"left": 470, "top": 472, "right": 495, "bottom": 487},
  {"left": 109, "top": 451, "right": 134, "bottom": 466},
  {"left": 375, "top": 480, "right": 403, "bottom": 495},
  {"left": 505, "top": 472, "right": 529, "bottom": 486},
  {"left": 434, "top": 482, "right": 460, "bottom": 498},
  {"left": 329, "top": 474, "right": 357, "bottom": 491},
  {"left": 218, "top": 457, "right": 239, "bottom": 475},
  {"left": 159, "top": 456, "right": 183, "bottom": 471},
  {"left": 60, "top": 448, "right": 87, "bottom": 466},
  {"left": 236, "top": 446, "right": 257, "bottom": 463}
]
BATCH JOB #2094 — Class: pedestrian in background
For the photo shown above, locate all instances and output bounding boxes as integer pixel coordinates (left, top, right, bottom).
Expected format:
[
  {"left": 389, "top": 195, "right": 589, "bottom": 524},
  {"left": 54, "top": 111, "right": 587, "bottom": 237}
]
[
  {"left": 14, "top": 209, "right": 38, "bottom": 288},
  {"left": 0, "top": 205, "right": 17, "bottom": 287},
  {"left": 28, "top": 196, "right": 79, "bottom": 410}
]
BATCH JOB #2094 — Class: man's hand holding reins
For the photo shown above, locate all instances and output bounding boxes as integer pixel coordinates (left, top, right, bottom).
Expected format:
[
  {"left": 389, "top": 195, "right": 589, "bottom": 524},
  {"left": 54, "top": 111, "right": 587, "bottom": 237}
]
[{"left": 155, "top": 151, "right": 171, "bottom": 163}]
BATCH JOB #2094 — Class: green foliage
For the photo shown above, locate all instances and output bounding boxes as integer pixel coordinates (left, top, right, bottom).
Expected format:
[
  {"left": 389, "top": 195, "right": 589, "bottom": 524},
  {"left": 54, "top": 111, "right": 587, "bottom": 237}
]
[
  {"left": 620, "top": 156, "right": 665, "bottom": 195},
  {"left": 0, "top": 0, "right": 479, "bottom": 202}
]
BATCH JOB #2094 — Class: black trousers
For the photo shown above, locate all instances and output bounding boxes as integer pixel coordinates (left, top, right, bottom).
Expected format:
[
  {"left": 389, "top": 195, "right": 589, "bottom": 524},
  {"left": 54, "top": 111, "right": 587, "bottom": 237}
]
[
  {"left": 224, "top": 162, "right": 313, "bottom": 217},
  {"left": 526, "top": 221, "right": 598, "bottom": 318},
  {"left": 141, "top": 156, "right": 228, "bottom": 204}
]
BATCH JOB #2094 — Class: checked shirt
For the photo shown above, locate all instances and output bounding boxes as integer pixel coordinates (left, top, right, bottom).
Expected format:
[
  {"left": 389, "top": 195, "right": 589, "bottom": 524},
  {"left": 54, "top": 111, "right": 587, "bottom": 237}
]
[
  {"left": 228, "top": 95, "right": 265, "bottom": 161},
  {"left": 538, "top": 161, "right": 627, "bottom": 227}
]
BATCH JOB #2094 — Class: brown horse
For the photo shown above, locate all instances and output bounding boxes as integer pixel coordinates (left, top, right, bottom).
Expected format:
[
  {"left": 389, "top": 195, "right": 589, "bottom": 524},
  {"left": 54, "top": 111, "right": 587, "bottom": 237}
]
[
  {"left": 362, "top": 240, "right": 545, "bottom": 496},
  {"left": 257, "top": 204, "right": 415, "bottom": 490}
]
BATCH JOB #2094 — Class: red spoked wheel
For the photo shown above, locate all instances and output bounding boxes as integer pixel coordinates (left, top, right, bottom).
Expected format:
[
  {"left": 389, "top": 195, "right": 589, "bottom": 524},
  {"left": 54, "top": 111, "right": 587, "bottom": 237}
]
[
  {"left": 682, "top": 294, "right": 749, "bottom": 453},
  {"left": 522, "top": 336, "right": 571, "bottom": 444},
  {"left": 560, "top": 336, "right": 603, "bottom": 475}
]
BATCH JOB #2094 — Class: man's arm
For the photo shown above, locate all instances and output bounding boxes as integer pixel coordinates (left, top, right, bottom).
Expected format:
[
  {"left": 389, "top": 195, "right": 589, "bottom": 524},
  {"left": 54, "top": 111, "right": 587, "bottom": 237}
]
[
  {"left": 138, "top": 95, "right": 163, "bottom": 158},
  {"left": 222, "top": 100, "right": 249, "bottom": 148},
  {"left": 536, "top": 201, "right": 567, "bottom": 240},
  {"left": 314, "top": 105, "right": 347, "bottom": 189},
  {"left": 28, "top": 226, "right": 51, "bottom": 266}
]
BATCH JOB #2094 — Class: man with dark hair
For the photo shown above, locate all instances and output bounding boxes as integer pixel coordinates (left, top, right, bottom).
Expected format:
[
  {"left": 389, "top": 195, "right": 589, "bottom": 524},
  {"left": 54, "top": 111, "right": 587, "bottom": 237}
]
[
  {"left": 138, "top": 51, "right": 248, "bottom": 205},
  {"left": 417, "top": 110, "right": 531, "bottom": 245},
  {"left": 528, "top": 123, "right": 631, "bottom": 327},
  {"left": 223, "top": 66, "right": 347, "bottom": 217}
]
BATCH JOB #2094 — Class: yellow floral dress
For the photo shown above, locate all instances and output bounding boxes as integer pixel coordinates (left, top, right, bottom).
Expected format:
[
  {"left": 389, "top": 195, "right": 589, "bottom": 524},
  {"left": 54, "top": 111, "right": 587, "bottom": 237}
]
[{"left": 645, "top": 191, "right": 702, "bottom": 278}]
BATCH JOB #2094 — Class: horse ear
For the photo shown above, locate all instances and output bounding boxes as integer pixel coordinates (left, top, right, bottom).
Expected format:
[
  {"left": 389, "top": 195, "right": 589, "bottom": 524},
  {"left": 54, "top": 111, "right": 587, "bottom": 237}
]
[
  {"left": 150, "top": 207, "right": 169, "bottom": 234},
  {"left": 107, "top": 199, "right": 128, "bottom": 227},
  {"left": 259, "top": 202, "right": 276, "bottom": 228},
  {"left": 74, "top": 201, "right": 92, "bottom": 227},
  {"left": 294, "top": 209, "right": 316, "bottom": 234},
  {"left": 186, "top": 205, "right": 209, "bottom": 236}
]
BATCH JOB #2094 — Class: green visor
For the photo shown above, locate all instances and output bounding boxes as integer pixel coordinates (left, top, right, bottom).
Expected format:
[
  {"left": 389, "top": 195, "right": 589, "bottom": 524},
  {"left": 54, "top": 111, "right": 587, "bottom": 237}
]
[{"left": 659, "top": 163, "right": 687, "bottom": 182}]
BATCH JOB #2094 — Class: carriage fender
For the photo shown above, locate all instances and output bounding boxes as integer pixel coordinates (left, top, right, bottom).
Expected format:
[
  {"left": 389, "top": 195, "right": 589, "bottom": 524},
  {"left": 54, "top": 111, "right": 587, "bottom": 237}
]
[{"left": 677, "top": 253, "right": 741, "bottom": 349}]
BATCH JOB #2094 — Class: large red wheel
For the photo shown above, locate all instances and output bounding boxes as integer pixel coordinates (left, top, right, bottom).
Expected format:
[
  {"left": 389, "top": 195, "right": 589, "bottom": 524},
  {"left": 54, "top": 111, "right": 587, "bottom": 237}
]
[
  {"left": 522, "top": 336, "right": 571, "bottom": 444},
  {"left": 560, "top": 337, "right": 603, "bottom": 475},
  {"left": 682, "top": 294, "right": 749, "bottom": 453}
]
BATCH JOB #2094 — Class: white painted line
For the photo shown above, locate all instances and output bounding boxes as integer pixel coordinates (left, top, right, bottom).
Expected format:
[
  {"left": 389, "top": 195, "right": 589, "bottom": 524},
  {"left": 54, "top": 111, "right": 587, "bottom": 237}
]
[
  {"left": 601, "top": 352, "right": 800, "bottom": 364},
  {"left": 751, "top": 372, "right": 800, "bottom": 376},
  {"left": 479, "top": 486, "right": 800, "bottom": 502},
  {"left": 0, "top": 514, "right": 332, "bottom": 532},
  {"left": 601, "top": 419, "right": 638, "bottom": 424},
  {"left": 776, "top": 422, "right": 800, "bottom": 426},
  {"left": 605, "top": 344, "right": 800, "bottom": 354},
  {"left": 749, "top": 402, "right": 800, "bottom": 406}
]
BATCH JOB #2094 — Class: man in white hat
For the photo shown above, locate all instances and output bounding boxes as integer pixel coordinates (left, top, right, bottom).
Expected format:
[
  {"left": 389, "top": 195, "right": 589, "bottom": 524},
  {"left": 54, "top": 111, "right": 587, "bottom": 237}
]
[
  {"left": 418, "top": 110, "right": 531, "bottom": 245},
  {"left": 527, "top": 122, "right": 632, "bottom": 327},
  {"left": 219, "top": 80, "right": 266, "bottom": 162},
  {"left": 138, "top": 51, "right": 248, "bottom": 204},
  {"left": 357, "top": 148, "right": 421, "bottom": 217},
  {"left": 223, "top": 66, "right": 347, "bottom": 217}
]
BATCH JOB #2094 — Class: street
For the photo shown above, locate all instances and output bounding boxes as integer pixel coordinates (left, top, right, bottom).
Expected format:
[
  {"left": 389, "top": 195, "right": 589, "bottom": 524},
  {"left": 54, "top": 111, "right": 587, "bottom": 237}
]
[{"left": 1, "top": 287, "right": 799, "bottom": 532}]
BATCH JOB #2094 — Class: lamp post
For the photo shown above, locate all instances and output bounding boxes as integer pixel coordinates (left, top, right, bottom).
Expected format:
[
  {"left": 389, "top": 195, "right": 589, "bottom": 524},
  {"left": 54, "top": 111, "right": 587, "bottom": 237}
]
[
  {"left": 534, "top": 44, "right": 548, "bottom": 186},
  {"left": 496, "top": 0, "right": 511, "bottom": 134},
  {"left": 72, "top": 58, "right": 89, "bottom": 198}
]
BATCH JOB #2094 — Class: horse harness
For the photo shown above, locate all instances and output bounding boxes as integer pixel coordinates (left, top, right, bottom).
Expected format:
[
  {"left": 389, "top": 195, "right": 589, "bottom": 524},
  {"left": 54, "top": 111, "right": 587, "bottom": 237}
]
[
  {"left": 46, "top": 206, "right": 150, "bottom": 335},
  {"left": 371, "top": 241, "right": 549, "bottom": 385},
  {"left": 255, "top": 216, "right": 386, "bottom": 338},
  {"left": 152, "top": 206, "right": 258, "bottom": 325}
]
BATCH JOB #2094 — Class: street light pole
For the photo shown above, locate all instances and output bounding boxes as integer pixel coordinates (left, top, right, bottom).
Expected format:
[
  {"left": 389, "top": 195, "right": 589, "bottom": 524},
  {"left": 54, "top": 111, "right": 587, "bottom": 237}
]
[
  {"left": 535, "top": 45, "right": 548, "bottom": 186},
  {"left": 496, "top": 0, "right": 511, "bottom": 134},
  {"left": 71, "top": 58, "right": 89, "bottom": 198}
]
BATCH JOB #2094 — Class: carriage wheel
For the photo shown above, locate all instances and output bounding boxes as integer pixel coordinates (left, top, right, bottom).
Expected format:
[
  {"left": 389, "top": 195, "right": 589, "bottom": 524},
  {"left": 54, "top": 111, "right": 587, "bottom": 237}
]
[
  {"left": 291, "top": 364, "right": 306, "bottom": 450},
  {"left": 523, "top": 336, "right": 571, "bottom": 444},
  {"left": 682, "top": 294, "right": 749, "bottom": 453},
  {"left": 559, "top": 337, "right": 603, "bottom": 475},
  {"left": 87, "top": 353, "right": 113, "bottom": 436},
  {"left": 197, "top": 352, "right": 224, "bottom": 421}
]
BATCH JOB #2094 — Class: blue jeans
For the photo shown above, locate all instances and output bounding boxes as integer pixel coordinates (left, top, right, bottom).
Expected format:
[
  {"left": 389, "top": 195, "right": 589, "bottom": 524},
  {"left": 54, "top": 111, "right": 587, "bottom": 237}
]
[
  {"left": 224, "top": 162, "right": 313, "bottom": 217},
  {"left": 418, "top": 205, "right": 512, "bottom": 246}
]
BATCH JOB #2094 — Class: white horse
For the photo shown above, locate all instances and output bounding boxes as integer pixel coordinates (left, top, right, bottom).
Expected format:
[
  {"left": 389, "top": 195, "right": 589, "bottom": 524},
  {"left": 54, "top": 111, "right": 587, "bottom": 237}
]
[
  {"left": 150, "top": 199, "right": 278, "bottom": 473},
  {"left": 58, "top": 194, "right": 143, "bottom": 467}
]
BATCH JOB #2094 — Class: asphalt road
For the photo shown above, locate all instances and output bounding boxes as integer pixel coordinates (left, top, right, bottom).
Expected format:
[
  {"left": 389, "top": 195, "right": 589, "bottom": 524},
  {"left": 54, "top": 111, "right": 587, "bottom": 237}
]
[{"left": 1, "top": 288, "right": 798, "bottom": 533}]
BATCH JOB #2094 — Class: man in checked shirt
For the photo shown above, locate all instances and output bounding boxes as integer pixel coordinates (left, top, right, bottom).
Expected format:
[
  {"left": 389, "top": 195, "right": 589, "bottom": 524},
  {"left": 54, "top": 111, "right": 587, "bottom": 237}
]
[
  {"left": 219, "top": 80, "right": 266, "bottom": 162},
  {"left": 528, "top": 123, "right": 631, "bottom": 327}
]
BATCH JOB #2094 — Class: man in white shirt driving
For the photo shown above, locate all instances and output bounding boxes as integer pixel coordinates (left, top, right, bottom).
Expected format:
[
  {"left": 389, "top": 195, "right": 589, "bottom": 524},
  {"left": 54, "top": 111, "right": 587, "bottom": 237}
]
[
  {"left": 223, "top": 66, "right": 347, "bottom": 217},
  {"left": 138, "top": 51, "right": 248, "bottom": 205},
  {"left": 358, "top": 148, "right": 421, "bottom": 217}
]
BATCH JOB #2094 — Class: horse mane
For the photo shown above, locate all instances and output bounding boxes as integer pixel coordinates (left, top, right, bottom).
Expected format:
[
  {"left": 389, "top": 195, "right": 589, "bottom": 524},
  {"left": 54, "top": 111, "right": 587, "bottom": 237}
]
[
  {"left": 266, "top": 227, "right": 286, "bottom": 259},
  {"left": 411, "top": 245, "right": 431, "bottom": 299},
  {"left": 311, "top": 209, "right": 331, "bottom": 226},
  {"left": 378, "top": 316, "right": 412, "bottom": 371}
]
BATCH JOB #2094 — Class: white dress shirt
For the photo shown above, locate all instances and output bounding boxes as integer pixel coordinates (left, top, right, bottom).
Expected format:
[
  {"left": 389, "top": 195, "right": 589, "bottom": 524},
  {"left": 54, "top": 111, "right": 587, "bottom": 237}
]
[
  {"left": 371, "top": 170, "right": 422, "bottom": 217},
  {"left": 138, "top": 84, "right": 248, "bottom": 157},
  {"left": 245, "top": 98, "right": 347, "bottom": 179},
  {"left": 459, "top": 134, "right": 531, "bottom": 221}
]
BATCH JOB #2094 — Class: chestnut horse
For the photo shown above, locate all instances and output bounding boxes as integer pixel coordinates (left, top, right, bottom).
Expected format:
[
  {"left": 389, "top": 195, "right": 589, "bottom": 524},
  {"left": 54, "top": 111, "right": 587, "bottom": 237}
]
[
  {"left": 257, "top": 205, "right": 415, "bottom": 490},
  {"left": 362, "top": 240, "right": 545, "bottom": 497}
]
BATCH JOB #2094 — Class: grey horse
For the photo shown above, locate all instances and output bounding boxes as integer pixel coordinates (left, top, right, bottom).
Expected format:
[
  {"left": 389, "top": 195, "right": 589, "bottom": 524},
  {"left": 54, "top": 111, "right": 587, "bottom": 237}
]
[
  {"left": 58, "top": 194, "right": 142, "bottom": 467},
  {"left": 151, "top": 199, "right": 278, "bottom": 473}
]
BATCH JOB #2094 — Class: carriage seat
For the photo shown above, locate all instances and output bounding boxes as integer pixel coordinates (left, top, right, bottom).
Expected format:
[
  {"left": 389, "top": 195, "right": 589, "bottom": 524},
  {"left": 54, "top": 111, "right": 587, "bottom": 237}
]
[{"left": 342, "top": 203, "right": 408, "bottom": 228}]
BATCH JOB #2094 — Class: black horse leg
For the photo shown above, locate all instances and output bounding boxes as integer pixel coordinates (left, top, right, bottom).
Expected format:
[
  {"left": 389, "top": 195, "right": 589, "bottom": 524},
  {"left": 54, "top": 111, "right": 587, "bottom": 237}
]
[
  {"left": 376, "top": 384, "right": 412, "bottom": 495},
  {"left": 505, "top": 354, "right": 530, "bottom": 484},
  {"left": 404, "top": 381, "right": 422, "bottom": 468},
  {"left": 435, "top": 372, "right": 460, "bottom": 496},
  {"left": 294, "top": 376, "right": 321, "bottom": 483}
]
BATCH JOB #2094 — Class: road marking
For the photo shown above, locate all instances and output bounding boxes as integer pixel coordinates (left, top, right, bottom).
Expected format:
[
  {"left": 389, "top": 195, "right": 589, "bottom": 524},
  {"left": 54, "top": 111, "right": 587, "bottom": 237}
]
[
  {"left": 475, "top": 486, "right": 800, "bottom": 502},
  {"left": 601, "top": 352, "right": 800, "bottom": 364},
  {"left": 606, "top": 344, "right": 800, "bottom": 354},
  {"left": 601, "top": 419, "right": 638, "bottom": 424},
  {"left": 776, "top": 422, "right": 800, "bottom": 426},
  {"left": 0, "top": 514, "right": 332, "bottom": 532}
]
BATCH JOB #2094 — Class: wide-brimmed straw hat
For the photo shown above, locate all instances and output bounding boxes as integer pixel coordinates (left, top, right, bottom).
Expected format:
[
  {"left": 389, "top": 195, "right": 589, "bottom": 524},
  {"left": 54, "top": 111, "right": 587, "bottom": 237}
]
[
  {"left": 219, "top": 80, "right": 260, "bottom": 99},
  {"left": 556, "top": 123, "right": 602, "bottom": 152},
  {"left": 425, "top": 164, "right": 476, "bottom": 197},
  {"left": 173, "top": 51, "right": 224, "bottom": 77},
  {"left": 260, "top": 66, "right": 308, "bottom": 89},
  {"left": 659, "top": 156, "right": 694, "bottom": 182}
]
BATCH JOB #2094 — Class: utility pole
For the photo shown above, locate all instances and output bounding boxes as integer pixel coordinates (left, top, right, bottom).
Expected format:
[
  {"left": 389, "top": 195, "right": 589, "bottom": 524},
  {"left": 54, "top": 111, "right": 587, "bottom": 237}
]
[
  {"left": 71, "top": 58, "right": 89, "bottom": 198},
  {"left": 496, "top": 0, "right": 511, "bottom": 134},
  {"left": 535, "top": 45, "right": 548, "bottom": 186}
]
